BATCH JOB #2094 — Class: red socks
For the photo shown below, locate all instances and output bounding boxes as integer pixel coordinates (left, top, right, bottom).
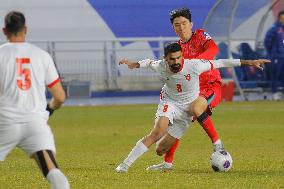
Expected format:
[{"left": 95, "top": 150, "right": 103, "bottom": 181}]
[
  {"left": 197, "top": 112, "right": 219, "bottom": 143},
  {"left": 164, "top": 139, "right": 179, "bottom": 163}
]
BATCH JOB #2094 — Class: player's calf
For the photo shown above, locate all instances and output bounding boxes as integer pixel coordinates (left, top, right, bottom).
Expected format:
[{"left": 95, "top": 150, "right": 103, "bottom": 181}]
[
  {"left": 143, "top": 117, "right": 169, "bottom": 147},
  {"left": 156, "top": 133, "right": 177, "bottom": 156},
  {"left": 33, "top": 150, "right": 70, "bottom": 189}
]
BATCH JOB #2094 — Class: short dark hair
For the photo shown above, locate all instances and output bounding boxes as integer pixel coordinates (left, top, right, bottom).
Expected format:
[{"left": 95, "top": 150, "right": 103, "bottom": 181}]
[
  {"left": 4, "top": 11, "right": 26, "bottom": 35},
  {"left": 170, "top": 7, "right": 191, "bottom": 24},
  {"left": 164, "top": 42, "right": 182, "bottom": 56},
  {"left": 278, "top": 10, "right": 284, "bottom": 19}
]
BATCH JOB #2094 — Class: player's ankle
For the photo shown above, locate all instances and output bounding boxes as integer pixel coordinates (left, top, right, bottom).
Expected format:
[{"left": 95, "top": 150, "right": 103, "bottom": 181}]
[{"left": 164, "top": 161, "right": 173, "bottom": 165}]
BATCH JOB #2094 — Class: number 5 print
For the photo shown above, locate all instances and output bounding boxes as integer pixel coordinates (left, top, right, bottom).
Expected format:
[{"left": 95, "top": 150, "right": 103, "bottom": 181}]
[{"left": 16, "top": 58, "right": 31, "bottom": 90}]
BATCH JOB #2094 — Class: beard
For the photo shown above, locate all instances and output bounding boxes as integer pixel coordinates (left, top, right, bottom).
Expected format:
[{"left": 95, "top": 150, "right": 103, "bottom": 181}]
[{"left": 169, "top": 63, "right": 181, "bottom": 73}]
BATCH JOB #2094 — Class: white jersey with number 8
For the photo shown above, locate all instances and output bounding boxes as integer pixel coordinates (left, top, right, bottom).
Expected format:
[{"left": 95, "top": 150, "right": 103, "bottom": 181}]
[
  {"left": 0, "top": 42, "right": 59, "bottom": 124},
  {"left": 138, "top": 58, "right": 240, "bottom": 105}
]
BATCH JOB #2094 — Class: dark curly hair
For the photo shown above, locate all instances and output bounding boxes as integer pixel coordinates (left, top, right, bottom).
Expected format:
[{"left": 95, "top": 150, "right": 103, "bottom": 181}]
[
  {"left": 169, "top": 7, "right": 191, "bottom": 24},
  {"left": 4, "top": 11, "right": 26, "bottom": 35},
  {"left": 164, "top": 42, "right": 182, "bottom": 56}
]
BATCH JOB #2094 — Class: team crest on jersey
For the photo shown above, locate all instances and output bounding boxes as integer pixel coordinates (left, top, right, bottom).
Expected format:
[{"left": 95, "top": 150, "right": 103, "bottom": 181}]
[
  {"left": 184, "top": 74, "right": 191, "bottom": 81},
  {"left": 200, "top": 59, "right": 209, "bottom": 64},
  {"left": 203, "top": 32, "right": 212, "bottom": 40}
]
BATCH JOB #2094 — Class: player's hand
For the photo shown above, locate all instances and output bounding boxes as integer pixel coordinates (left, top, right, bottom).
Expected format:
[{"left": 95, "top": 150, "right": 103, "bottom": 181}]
[
  {"left": 241, "top": 59, "right": 271, "bottom": 70},
  {"left": 46, "top": 103, "right": 54, "bottom": 116},
  {"left": 119, "top": 58, "right": 139, "bottom": 69}
]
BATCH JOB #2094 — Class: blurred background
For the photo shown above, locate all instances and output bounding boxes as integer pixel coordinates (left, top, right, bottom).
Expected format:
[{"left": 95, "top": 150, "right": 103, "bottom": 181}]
[{"left": 1, "top": 0, "right": 283, "bottom": 105}]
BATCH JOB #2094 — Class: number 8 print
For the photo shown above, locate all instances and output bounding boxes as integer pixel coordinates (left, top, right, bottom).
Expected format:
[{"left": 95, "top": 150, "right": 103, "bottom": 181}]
[
  {"left": 176, "top": 84, "right": 182, "bottom": 92},
  {"left": 163, "top": 105, "right": 168, "bottom": 112}
]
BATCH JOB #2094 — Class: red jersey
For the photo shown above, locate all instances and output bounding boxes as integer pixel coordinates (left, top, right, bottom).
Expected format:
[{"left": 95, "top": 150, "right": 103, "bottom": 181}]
[{"left": 178, "top": 29, "right": 221, "bottom": 88}]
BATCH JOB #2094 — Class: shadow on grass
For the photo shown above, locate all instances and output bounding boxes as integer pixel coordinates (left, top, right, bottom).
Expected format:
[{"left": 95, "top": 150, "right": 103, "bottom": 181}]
[{"left": 173, "top": 168, "right": 284, "bottom": 177}]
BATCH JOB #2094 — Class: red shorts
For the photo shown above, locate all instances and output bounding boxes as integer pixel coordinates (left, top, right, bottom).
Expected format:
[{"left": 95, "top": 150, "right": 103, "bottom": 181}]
[{"left": 199, "top": 81, "right": 222, "bottom": 109}]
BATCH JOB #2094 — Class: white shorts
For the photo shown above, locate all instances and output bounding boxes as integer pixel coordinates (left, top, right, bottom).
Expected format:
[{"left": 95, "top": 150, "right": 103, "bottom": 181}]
[
  {"left": 155, "top": 100, "right": 192, "bottom": 139},
  {"left": 0, "top": 118, "right": 55, "bottom": 161}
]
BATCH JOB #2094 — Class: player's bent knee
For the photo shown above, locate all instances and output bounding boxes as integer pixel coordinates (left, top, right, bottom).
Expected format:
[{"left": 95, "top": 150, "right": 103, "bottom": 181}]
[
  {"left": 46, "top": 168, "right": 70, "bottom": 189},
  {"left": 191, "top": 102, "right": 207, "bottom": 116},
  {"left": 149, "top": 131, "right": 164, "bottom": 142},
  {"left": 155, "top": 148, "right": 163, "bottom": 156}
]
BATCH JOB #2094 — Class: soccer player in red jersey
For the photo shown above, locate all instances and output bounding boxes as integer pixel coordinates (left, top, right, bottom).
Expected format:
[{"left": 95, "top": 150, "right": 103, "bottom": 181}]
[{"left": 147, "top": 7, "right": 223, "bottom": 171}]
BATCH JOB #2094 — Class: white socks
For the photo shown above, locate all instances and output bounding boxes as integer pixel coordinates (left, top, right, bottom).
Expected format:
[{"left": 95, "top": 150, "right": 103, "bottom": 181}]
[
  {"left": 213, "top": 139, "right": 222, "bottom": 145},
  {"left": 123, "top": 139, "right": 149, "bottom": 166},
  {"left": 46, "top": 168, "right": 70, "bottom": 189}
]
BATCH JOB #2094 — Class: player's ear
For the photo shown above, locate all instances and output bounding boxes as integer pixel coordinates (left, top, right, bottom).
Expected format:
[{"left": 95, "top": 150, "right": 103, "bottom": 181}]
[
  {"left": 2, "top": 28, "right": 7, "bottom": 36},
  {"left": 23, "top": 26, "right": 27, "bottom": 35}
]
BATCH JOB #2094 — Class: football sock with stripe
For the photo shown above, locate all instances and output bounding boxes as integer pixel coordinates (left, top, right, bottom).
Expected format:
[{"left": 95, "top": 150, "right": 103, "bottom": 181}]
[{"left": 197, "top": 112, "right": 219, "bottom": 143}]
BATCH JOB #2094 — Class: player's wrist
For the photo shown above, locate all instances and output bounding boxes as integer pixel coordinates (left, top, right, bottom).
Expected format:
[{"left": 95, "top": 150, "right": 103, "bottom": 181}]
[
  {"left": 46, "top": 103, "right": 55, "bottom": 116},
  {"left": 240, "top": 60, "right": 250, "bottom": 66}
]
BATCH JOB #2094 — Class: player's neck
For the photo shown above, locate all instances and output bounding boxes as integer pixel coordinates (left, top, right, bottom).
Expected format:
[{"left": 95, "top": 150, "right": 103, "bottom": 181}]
[
  {"left": 7, "top": 31, "right": 26, "bottom": 43},
  {"left": 180, "top": 32, "right": 193, "bottom": 43},
  {"left": 8, "top": 35, "right": 26, "bottom": 43}
]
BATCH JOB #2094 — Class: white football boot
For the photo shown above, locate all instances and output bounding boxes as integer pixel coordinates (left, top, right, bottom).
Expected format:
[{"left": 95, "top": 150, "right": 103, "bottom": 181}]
[
  {"left": 146, "top": 162, "right": 173, "bottom": 171},
  {"left": 115, "top": 162, "right": 129, "bottom": 173}
]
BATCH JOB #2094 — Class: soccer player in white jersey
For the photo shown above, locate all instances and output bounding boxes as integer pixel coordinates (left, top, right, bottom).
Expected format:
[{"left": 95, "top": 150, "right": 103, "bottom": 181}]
[
  {"left": 0, "top": 11, "right": 70, "bottom": 188},
  {"left": 115, "top": 42, "right": 269, "bottom": 173}
]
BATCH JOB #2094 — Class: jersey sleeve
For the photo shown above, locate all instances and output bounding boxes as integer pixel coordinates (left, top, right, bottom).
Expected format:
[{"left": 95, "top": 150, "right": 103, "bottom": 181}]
[
  {"left": 196, "top": 29, "right": 213, "bottom": 46},
  {"left": 45, "top": 53, "right": 60, "bottom": 88},
  {"left": 186, "top": 59, "right": 241, "bottom": 75},
  {"left": 138, "top": 59, "right": 164, "bottom": 73}
]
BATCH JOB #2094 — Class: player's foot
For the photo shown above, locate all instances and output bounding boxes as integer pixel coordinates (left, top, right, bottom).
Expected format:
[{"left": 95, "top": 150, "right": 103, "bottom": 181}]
[
  {"left": 213, "top": 141, "right": 224, "bottom": 152},
  {"left": 146, "top": 162, "right": 173, "bottom": 171},
  {"left": 115, "top": 162, "right": 129, "bottom": 173}
]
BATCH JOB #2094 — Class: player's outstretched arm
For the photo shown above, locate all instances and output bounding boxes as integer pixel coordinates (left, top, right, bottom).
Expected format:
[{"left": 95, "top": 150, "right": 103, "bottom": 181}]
[
  {"left": 119, "top": 58, "right": 155, "bottom": 70},
  {"left": 240, "top": 59, "right": 271, "bottom": 70},
  {"left": 190, "top": 59, "right": 271, "bottom": 75},
  {"left": 119, "top": 58, "right": 140, "bottom": 69}
]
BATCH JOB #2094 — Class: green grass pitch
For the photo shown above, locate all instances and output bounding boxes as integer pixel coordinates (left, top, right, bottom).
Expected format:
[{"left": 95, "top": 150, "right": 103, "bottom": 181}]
[{"left": 0, "top": 101, "right": 284, "bottom": 189}]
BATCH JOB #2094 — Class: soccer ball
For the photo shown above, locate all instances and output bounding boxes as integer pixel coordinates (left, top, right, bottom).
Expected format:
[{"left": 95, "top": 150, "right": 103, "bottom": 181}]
[{"left": 210, "top": 150, "right": 233, "bottom": 172}]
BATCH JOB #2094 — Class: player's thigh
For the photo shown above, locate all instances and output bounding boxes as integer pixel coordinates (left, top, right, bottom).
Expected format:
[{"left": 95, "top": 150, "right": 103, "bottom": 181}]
[
  {"left": 155, "top": 101, "right": 176, "bottom": 126},
  {"left": 18, "top": 119, "right": 56, "bottom": 158},
  {"left": 152, "top": 116, "right": 170, "bottom": 135},
  {"left": 167, "top": 106, "right": 192, "bottom": 140},
  {"left": 188, "top": 96, "right": 208, "bottom": 116},
  {"left": 167, "top": 121, "right": 189, "bottom": 140},
  {"left": 0, "top": 124, "right": 21, "bottom": 161}
]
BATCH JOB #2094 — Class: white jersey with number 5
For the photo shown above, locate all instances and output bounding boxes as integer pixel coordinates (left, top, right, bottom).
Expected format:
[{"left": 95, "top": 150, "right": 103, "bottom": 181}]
[
  {"left": 138, "top": 58, "right": 240, "bottom": 105},
  {"left": 0, "top": 42, "right": 59, "bottom": 124}
]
